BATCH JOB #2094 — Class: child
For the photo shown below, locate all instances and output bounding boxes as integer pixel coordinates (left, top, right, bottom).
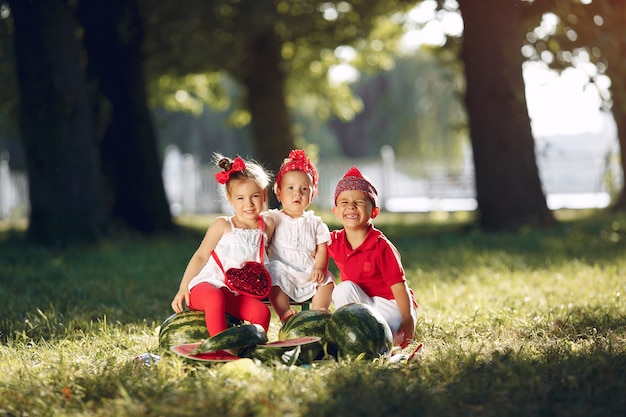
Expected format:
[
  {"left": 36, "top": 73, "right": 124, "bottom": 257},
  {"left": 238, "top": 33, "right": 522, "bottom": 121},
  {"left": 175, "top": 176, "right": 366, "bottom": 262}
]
[
  {"left": 329, "top": 166, "right": 418, "bottom": 348},
  {"left": 171, "top": 154, "right": 275, "bottom": 336},
  {"left": 265, "top": 149, "right": 334, "bottom": 323}
]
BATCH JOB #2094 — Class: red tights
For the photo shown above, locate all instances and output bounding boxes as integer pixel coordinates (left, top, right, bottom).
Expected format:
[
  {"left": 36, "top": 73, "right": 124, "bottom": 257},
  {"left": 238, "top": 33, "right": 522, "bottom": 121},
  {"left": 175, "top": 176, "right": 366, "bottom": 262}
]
[{"left": 188, "top": 282, "right": 271, "bottom": 336}]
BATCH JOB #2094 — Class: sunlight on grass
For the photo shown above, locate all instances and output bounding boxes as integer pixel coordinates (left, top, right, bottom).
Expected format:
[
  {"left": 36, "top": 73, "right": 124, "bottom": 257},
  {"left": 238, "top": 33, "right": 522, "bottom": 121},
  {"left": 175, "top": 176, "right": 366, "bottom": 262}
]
[{"left": 1, "top": 210, "right": 625, "bottom": 416}]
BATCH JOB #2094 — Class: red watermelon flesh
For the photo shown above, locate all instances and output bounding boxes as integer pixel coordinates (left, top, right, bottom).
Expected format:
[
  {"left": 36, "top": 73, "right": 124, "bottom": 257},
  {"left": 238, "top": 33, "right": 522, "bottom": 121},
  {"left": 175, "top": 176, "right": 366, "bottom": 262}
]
[
  {"left": 262, "top": 336, "right": 321, "bottom": 348},
  {"left": 171, "top": 343, "right": 240, "bottom": 362}
]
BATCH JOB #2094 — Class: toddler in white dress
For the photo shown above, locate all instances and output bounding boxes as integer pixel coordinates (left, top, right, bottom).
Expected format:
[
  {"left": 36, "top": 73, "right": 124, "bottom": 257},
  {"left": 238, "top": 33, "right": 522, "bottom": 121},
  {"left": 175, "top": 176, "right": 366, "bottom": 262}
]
[{"left": 266, "top": 149, "right": 334, "bottom": 323}]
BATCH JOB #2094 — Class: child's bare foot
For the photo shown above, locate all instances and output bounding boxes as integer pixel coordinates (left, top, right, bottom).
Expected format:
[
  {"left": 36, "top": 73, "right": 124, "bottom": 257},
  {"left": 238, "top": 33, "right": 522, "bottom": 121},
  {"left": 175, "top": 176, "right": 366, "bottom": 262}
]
[{"left": 280, "top": 310, "right": 297, "bottom": 323}]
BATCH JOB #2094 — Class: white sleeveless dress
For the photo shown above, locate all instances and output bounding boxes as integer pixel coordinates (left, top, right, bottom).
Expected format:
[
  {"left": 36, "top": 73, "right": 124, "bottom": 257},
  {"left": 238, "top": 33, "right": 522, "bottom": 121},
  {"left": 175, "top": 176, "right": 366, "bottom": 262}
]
[
  {"left": 266, "top": 209, "right": 333, "bottom": 302},
  {"left": 187, "top": 217, "right": 269, "bottom": 293}
]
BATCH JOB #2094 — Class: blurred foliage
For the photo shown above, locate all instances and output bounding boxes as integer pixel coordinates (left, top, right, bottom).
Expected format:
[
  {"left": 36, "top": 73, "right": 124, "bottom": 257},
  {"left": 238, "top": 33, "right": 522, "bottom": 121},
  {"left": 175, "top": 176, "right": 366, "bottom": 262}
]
[
  {"left": 139, "top": 0, "right": 415, "bottom": 121},
  {"left": 156, "top": 51, "right": 468, "bottom": 163},
  {"left": 523, "top": 0, "right": 625, "bottom": 111}
]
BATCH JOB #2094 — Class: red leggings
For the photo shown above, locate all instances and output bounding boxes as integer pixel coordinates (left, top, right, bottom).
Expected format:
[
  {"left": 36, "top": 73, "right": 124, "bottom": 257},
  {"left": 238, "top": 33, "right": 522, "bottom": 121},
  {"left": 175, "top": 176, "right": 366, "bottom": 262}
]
[{"left": 188, "top": 282, "right": 271, "bottom": 336}]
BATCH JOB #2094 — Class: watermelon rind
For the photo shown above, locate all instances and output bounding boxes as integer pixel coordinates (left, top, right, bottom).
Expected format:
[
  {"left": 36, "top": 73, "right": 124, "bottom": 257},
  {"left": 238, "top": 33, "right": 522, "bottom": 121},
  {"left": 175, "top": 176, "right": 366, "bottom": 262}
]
[
  {"left": 157, "top": 310, "right": 243, "bottom": 355},
  {"left": 241, "top": 337, "right": 321, "bottom": 365},
  {"left": 171, "top": 343, "right": 241, "bottom": 362},
  {"left": 325, "top": 303, "right": 393, "bottom": 360},
  {"left": 191, "top": 323, "right": 268, "bottom": 354}
]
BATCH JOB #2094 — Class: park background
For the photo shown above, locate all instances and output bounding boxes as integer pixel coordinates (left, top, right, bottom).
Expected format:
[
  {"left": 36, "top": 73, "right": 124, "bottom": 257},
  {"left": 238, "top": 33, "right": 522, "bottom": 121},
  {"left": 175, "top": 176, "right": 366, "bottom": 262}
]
[
  {"left": 1, "top": 1, "right": 625, "bottom": 416},
  {"left": 1, "top": 0, "right": 626, "bottom": 238}
]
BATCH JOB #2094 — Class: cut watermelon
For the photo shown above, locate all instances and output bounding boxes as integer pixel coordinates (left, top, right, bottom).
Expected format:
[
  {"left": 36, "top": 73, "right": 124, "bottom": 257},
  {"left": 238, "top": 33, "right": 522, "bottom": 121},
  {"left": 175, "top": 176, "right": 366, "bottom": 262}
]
[
  {"left": 240, "top": 336, "right": 322, "bottom": 365},
  {"left": 263, "top": 336, "right": 321, "bottom": 348},
  {"left": 171, "top": 343, "right": 240, "bottom": 362},
  {"left": 191, "top": 324, "right": 268, "bottom": 355},
  {"left": 158, "top": 310, "right": 243, "bottom": 355}
]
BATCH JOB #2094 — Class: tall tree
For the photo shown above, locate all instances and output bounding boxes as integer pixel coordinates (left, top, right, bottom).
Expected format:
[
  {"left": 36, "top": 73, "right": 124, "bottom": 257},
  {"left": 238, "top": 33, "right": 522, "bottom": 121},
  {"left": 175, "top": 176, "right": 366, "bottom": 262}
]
[
  {"left": 526, "top": 0, "right": 626, "bottom": 211},
  {"left": 140, "top": 0, "right": 413, "bottom": 207},
  {"left": 76, "top": 0, "right": 173, "bottom": 232},
  {"left": 7, "top": 0, "right": 107, "bottom": 245},
  {"left": 458, "top": 0, "right": 555, "bottom": 230}
]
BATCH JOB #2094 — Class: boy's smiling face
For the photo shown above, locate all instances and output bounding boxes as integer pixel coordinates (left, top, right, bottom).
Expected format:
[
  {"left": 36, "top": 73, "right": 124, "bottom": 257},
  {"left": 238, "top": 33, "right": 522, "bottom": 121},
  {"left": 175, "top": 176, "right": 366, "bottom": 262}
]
[{"left": 332, "top": 189, "right": 380, "bottom": 230}]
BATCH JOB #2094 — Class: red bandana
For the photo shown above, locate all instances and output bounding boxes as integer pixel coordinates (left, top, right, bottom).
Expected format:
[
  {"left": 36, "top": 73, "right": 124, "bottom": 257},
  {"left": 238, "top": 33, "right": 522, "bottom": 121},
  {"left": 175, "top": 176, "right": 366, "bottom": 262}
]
[
  {"left": 275, "top": 149, "right": 319, "bottom": 193},
  {"left": 215, "top": 157, "right": 246, "bottom": 184},
  {"left": 334, "top": 166, "right": 378, "bottom": 207}
]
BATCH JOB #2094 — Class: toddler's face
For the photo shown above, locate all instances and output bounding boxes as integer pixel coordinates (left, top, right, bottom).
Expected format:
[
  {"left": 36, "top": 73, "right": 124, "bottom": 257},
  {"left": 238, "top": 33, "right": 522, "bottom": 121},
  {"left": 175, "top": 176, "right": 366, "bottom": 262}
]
[{"left": 276, "top": 170, "right": 314, "bottom": 217}]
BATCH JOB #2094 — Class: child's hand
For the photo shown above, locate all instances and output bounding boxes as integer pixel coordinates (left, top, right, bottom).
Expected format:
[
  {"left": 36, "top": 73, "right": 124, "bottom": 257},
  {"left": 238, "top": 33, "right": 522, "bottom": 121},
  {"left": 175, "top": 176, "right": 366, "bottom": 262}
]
[
  {"left": 310, "top": 268, "right": 326, "bottom": 284},
  {"left": 396, "top": 317, "right": 415, "bottom": 348},
  {"left": 171, "top": 288, "right": 190, "bottom": 314}
]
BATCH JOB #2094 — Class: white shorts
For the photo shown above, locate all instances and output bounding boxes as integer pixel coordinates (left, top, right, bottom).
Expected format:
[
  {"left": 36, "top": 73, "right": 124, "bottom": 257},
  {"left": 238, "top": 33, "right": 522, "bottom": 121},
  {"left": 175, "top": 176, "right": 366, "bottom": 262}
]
[{"left": 332, "top": 280, "right": 417, "bottom": 335}]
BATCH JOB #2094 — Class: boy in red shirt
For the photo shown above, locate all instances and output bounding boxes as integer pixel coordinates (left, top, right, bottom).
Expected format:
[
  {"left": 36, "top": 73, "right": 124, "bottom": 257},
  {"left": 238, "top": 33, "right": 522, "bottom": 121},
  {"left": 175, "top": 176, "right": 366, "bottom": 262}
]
[{"left": 329, "top": 166, "right": 418, "bottom": 348}]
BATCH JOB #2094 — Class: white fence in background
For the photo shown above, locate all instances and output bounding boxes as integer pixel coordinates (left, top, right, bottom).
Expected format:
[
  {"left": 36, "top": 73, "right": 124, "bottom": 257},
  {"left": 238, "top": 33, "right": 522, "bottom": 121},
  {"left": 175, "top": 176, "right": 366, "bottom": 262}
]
[
  {"left": 0, "top": 159, "right": 28, "bottom": 220},
  {"left": 1, "top": 145, "right": 622, "bottom": 220},
  {"left": 161, "top": 145, "right": 622, "bottom": 215}
]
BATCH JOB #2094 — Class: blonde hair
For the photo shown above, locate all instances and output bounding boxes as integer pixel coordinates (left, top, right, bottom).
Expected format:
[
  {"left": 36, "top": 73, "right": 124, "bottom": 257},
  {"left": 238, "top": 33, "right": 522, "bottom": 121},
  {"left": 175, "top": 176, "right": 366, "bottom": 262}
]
[{"left": 213, "top": 153, "right": 272, "bottom": 196}]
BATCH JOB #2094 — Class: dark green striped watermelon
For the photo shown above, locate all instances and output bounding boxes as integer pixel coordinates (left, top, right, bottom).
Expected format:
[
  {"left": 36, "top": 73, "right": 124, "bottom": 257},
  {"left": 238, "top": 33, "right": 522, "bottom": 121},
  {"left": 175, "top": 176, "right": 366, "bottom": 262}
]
[
  {"left": 191, "top": 323, "right": 268, "bottom": 354},
  {"left": 158, "top": 310, "right": 242, "bottom": 355},
  {"left": 325, "top": 303, "right": 393, "bottom": 360},
  {"left": 278, "top": 310, "right": 331, "bottom": 363}
]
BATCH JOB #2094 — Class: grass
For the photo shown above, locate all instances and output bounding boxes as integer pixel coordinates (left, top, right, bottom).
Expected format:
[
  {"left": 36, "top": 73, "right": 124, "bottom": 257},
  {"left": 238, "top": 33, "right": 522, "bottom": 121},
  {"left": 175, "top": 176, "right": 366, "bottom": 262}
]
[{"left": 1, "top": 209, "right": 625, "bottom": 416}]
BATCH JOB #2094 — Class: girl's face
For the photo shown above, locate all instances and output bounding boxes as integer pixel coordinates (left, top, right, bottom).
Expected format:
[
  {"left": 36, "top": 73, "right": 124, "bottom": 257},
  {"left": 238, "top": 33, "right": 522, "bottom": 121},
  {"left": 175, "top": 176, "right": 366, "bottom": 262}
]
[
  {"left": 275, "top": 170, "right": 314, "bottom": 218},
  {"left": 226, "top": 178, "right": 267, "bottom": 226},
  {"left": 332, "top": 189, "right": 379, "bottom": 231}
]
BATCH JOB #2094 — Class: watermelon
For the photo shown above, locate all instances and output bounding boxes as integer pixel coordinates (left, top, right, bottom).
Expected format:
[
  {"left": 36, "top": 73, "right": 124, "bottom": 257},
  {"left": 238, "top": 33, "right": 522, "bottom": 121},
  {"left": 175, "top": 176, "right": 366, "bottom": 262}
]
[
  {"left": 171, "top": 344, "right": 241, "bottom": 362},
  {"left": 325, "top": 303, "right": 393, "bottom": 360},
  {"left": 158, "top": 310, "right": 243, "bottom": 355},
  {"left": 191, "top": 323, "right": 268, "bottom": 354},
  {"left": 241, "top": 337, "right": 322, "bottom": 365},
  {"left": 278, "top": 310, "right": 331, "bottom": 363}
]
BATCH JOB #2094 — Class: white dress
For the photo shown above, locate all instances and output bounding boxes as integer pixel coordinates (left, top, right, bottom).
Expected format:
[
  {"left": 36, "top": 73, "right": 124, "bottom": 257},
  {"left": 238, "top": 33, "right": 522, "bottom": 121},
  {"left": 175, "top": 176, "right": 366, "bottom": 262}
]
[
  {"left": 187, "top": 216, "right": 269, "bottom": 293},
  {"left": 266, "top": 209, "right": 333, "bottom": 302}
]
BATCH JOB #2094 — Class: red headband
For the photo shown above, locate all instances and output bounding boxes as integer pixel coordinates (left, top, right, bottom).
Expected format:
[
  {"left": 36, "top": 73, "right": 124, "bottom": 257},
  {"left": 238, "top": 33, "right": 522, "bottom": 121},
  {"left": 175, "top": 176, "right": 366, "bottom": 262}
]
[
  {"left": 215, "top": 157, "right": 246, "bottom": 184},
  {"left": 275, "top": 149, "right": 319, "bottom": 192},
  {"left": 334, "top": 166, "right": 378, "bottom": 207}
]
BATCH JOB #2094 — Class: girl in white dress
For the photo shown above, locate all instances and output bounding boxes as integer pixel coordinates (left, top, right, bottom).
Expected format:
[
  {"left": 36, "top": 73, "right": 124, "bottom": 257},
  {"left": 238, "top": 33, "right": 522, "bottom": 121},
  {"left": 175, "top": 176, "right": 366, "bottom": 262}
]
[
  {"left": 265, "top": 149, "right": 334, "bottom": 323},
  {"left": 171, "top": 154, "right": 275, "bottom": 336}
]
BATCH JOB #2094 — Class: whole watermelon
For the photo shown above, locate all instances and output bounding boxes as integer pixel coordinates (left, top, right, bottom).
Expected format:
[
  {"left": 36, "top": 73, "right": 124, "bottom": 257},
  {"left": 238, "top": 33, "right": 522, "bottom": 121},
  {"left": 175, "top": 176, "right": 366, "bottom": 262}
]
[
  {"left": 158, "top": 310, "right": 242, "bottom": 355},
  {"left": 278, "top": 310, "right": 331, "bottom": 363},
  {"left": 325, "top": 303, "right": 393, "bottom": 360}
]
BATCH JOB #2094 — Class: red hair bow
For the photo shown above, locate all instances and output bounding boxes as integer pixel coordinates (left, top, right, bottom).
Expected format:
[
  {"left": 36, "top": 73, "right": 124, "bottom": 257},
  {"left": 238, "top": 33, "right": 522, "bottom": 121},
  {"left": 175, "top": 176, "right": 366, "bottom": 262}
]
[
  {"left": 276, "top": 149, "right": 319, "bottom": 191},
  {"left": 215, "top": 157, "right": 246, "bottom": 184}
]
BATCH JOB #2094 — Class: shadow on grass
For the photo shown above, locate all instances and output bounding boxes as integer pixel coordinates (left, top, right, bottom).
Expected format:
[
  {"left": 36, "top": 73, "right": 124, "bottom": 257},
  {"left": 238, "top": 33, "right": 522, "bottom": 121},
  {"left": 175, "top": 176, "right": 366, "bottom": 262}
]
[
  {"left": 0, "top": 226, "right": 203, "bottom": 342},
  {"left": 307, "top": 345, "right": 625, "bottom": 417}
]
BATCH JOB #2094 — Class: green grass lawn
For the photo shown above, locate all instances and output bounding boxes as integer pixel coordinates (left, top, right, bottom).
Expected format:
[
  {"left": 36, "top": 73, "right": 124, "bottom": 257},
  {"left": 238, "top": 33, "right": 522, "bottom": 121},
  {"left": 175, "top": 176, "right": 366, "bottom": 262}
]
[{"left": 1, "top": 210, "right": 625, "bottom": 416}]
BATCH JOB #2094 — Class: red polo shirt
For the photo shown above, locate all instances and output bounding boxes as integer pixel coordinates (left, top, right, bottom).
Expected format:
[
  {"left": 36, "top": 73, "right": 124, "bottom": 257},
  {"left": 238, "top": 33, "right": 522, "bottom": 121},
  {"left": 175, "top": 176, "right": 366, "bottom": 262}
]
[{"left": 328, "top": 226, "right": 406, "bottom": 300}]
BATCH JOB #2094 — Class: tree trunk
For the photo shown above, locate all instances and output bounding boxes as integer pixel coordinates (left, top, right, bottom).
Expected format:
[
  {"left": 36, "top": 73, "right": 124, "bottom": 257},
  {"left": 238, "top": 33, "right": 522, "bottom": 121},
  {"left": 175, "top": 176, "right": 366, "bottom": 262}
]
[
  {"left": 241, "top": 31, "right": 296, "bottom": 209},
  {"left": 9, "top": 0, "right": 107, "bottom": 245},
  {"left": 602, "top": 2, "right": 626, "bottom": 211},
  {"left": 608, "top": 64, "right": 626, "bottom": 210},
  {"left": 459, "top": 0, "right": 555, "bottom": 230},
  {"left": 77, "top": 0, "right": 173, "bottom": 232}
]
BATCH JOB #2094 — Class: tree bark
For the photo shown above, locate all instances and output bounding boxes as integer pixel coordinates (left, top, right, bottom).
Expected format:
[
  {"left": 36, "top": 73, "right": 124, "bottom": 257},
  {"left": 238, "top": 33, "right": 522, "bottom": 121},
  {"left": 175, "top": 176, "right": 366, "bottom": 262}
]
[
  {"left": 611, "top": 71, "right": 626, "bottom": 210},
  {"left": 77, "top": 0, "right": 173, "bottom": 232},
  {"left": 459, "top": 0, "right": 555, "bottom": 230},
  {"left": 9, "top": 0, "right": 107, "bottom": 245},
  {"left": 241, "top": 31, "right": 296, "bottom": 209},
  {"left": 601, "top": 1, "right": 626, "bottom": 211}
]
